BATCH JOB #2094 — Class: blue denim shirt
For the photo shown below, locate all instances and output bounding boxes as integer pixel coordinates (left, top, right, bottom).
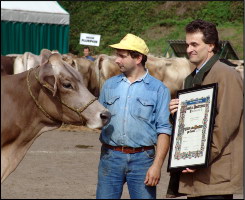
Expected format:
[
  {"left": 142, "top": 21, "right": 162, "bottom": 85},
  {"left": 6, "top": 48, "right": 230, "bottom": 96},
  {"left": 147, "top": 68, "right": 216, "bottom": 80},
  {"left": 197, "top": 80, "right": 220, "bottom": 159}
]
[
  {"left": 99, "top": 71, "right": 172, "bottom": 147},
  {"left": 85, "top": 55, "right": 95, "bottom": 61}
]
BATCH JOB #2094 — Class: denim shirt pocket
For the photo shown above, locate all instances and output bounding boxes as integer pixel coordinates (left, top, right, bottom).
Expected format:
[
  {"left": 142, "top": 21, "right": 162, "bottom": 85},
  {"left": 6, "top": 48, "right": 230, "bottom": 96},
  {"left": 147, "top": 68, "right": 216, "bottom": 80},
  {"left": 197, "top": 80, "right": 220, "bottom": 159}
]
[
  {"left": 105, "top": 96, "right": 120, "bottom": 116},
  {"left": 134, "top": 97, "right": 155, "bottom": 120}
]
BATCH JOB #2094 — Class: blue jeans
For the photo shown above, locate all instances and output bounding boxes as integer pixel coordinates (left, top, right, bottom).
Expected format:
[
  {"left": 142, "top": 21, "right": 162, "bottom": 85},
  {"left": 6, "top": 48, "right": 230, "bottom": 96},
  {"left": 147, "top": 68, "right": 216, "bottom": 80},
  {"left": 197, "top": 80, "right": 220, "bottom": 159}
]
[{"left": 96, "top": 146, "right": 156, "bottom": 199}]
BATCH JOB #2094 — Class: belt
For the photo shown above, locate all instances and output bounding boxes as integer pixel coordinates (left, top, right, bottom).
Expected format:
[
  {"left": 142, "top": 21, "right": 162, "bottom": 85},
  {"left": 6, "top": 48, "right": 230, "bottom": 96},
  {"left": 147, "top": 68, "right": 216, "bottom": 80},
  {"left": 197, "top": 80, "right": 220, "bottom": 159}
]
[{"left": 103, "top": 143, "right": 154, "bottom": 154}]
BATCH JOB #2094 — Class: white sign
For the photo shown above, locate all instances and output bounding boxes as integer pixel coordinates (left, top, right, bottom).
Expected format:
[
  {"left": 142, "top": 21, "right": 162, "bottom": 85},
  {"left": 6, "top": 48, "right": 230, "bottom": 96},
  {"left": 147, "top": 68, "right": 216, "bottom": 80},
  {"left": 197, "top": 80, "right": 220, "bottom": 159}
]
[{"left": 80, "top": 33, "right": 101, "bottom": 46}]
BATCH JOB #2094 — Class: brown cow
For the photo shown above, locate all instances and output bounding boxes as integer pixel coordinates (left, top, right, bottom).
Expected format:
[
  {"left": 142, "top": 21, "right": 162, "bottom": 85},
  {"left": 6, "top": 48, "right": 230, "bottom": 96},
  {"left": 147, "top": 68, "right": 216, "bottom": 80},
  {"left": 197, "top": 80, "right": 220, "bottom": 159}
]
[
  {"left": 73, "top": 58, "right": 101, "bottom": 97},
  {"left": 228, "top": 59, "right": 244, "bottom": 67},
  {"left": 13, "top": 51, "right": 65, "bottom": 75},
  {"left": 235, "top": 65, "right": 244, "bottom": 80},
  {"left": 73, "top": 58, "right": 94, "bottom": 88},
  {"left": 1, "top": 49, "right": 111, "bottom": 183},
  {"left": 146, "top": 55, "right": 196, "bottom": 98},
  {"left": 93, "top": 54, "right": 118, "bottom": 96},
  {"left": 13, "top": 52, "right": 41, "bottom": 74},
  {"left": 94, "top": 54, "right": 196, "bottom": 98},
  {"left": 228, "top": 59, "right": 244, "bottom": 80},
  {"left": 220, "top": 59, "right": 244, "bottom": 80},
  {"left": 1, "top": 55, "right": 16, "bottom": 75},
  {"left": 61, "top": 53, "right": 78, "bottom": 68},
  {"left": 62, "top": 55, "right": 100, "bottom": 97}
]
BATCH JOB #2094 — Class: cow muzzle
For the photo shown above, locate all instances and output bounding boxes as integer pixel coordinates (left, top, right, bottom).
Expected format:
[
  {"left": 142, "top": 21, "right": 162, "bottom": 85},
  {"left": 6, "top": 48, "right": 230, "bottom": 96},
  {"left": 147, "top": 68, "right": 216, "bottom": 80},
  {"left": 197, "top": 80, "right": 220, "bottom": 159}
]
[{"left": 100, "top": 110, "right": 111, "bottom": 126}]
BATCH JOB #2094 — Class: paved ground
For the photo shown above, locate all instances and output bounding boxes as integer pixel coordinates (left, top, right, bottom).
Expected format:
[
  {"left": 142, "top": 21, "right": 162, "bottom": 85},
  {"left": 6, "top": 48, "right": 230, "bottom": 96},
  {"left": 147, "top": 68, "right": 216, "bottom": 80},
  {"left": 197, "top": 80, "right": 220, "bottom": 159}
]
[{"left": 1, "top": 125, "right": 243, "bottom": 199}]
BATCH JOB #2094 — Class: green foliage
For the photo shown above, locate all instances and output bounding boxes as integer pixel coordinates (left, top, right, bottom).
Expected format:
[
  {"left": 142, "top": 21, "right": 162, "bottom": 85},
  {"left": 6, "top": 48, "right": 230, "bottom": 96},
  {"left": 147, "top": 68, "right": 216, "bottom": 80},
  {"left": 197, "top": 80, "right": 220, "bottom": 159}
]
[
  {"left": 230, "top": 1, "right": 244, "bottom": 22},
  {"left": 59, "top": 1, "right": 243, "bottom": 58},
  {"left": 196, "top": 1, "right": 244, "bottom": 25},
  {"left": 196, "top": 1, "right": 231, "bottom": 25}
]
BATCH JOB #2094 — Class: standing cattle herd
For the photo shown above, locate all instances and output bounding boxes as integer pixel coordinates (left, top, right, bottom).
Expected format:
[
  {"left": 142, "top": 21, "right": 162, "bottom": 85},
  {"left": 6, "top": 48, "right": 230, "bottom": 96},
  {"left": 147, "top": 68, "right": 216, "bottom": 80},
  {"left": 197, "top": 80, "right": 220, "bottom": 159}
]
[
  {"left": 1, "top": 49, "right": 244, "bottom": 183},
  {"left": 2, "top": 50, "right": 244, "bottom": 98},
  {"left": 2, "top": 50, "right": 244, "bottom": 97}
]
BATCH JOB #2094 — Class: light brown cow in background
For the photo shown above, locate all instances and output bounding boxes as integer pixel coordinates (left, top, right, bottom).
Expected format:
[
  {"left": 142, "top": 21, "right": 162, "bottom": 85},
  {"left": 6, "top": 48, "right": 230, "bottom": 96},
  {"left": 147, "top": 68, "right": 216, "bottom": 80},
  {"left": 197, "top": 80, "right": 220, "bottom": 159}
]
[
  {"left": 93, "top": 54, "right": 196, "bottom": 98},
  {"left": 73, "top": 58, "right": 101, "bottom": 97},
  {"left": 61, "top": 54, "right": 100, "bottom": 96},
  {"left": 73, "top": 58, "right": 94, "bottom": 88},
  {"left": 234, "top": 65, "right": 244, "bottom": 80},
  {"left": 229, "top": 59, "right": 244, "bottom": 80},
  {"left": 1, "top": 49, "right": 111, "bottom": 183},
  {"left": 220, "top": 58, "right": 244, "bottom": 80},
  {"left": 13, "top": 52, "right": 41, "bottom": 74},
  {"left": 228, "top": 59, "right": 244, "bottom": 67},
  {"left": 13, "top": 50, "right": 60, "bottom": 74},
  {"left": 94, "top": 54, "right": 119, "bottom": 93},
  {"left": 62, "top": 53, "right": 78, "bottom": 69},
  {"left": 1, "top": 56, "right": 16, "bottom": 75},
  {"left": 1, "top": 54, "right": 23, "bottom": 76},
  {"left": 146, "top": 55, "right": 196, "bottom": 98}
]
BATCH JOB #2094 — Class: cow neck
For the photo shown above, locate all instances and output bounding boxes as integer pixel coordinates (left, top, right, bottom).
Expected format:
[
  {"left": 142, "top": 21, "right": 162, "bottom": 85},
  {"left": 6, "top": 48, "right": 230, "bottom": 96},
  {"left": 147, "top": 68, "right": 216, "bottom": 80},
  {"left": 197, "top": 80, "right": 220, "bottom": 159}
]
[{"left": 26, "top": 67, "right": 63, "bottom": 124}]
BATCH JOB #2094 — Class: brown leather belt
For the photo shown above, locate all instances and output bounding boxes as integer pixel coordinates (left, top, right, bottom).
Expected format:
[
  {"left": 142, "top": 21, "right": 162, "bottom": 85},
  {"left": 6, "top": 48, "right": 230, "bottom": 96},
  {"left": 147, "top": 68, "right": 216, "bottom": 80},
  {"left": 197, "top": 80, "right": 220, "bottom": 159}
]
[{"left": 103, "top": 143, "right": 154, "bottom": 154}]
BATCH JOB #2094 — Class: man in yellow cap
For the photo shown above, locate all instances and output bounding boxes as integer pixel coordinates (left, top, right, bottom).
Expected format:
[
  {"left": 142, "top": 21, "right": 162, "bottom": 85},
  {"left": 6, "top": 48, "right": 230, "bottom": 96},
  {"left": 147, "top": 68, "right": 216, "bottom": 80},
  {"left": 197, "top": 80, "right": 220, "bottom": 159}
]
[{"left": 96, "top": 33, "right": 172, "bottom": 199}]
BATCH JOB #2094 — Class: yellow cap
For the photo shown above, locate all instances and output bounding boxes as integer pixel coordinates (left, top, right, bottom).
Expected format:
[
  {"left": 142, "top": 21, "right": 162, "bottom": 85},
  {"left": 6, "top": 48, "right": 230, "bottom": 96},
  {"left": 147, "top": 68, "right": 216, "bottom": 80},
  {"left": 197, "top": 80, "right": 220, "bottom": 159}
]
[{"left": 109, "top": 33, "right": 149, "bottom": 55}]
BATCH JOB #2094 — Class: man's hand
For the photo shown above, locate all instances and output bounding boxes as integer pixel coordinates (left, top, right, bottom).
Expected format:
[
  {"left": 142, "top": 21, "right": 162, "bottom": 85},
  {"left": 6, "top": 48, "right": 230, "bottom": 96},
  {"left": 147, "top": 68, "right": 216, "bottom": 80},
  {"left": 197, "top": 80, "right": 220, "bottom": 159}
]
[
  {"left": 144, "top": 134, "right": 170, "bottom": 186},
  {"left": 182, "top": 168, "right": 196, "bottom": 173},
  {"left": 144, "top": 164, "right": 161, "bottom": 186},
  {"left": 169, "top": 99, "right": 179, "bottom": 115}
]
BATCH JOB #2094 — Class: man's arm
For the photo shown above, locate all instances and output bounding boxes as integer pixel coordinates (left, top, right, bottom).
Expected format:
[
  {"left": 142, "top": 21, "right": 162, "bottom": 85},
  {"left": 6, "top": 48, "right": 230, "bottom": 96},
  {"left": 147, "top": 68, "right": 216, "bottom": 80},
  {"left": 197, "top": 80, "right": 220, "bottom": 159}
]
[
  {"left": 209, "top": 68, "right": 243, "bottom": 163},
  {"left": 144, "top": 133, "right": 170, "bottom": 186}
]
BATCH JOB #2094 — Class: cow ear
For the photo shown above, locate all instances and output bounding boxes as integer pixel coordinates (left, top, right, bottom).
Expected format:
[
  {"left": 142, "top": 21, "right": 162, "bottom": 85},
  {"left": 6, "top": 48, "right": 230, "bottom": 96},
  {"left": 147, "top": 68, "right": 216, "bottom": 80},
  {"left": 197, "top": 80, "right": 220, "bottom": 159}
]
[
  {"left": 72, "top": 59, "right": 78, "bottom": 70},
  {"left": 98, "top": 56, "right": 104, "bottom": 70},
  {"left": 39, "top": 66, "right": 58, "bottom": 96},
  {"left": 38, "top": 52, "right": 59, "bottom": 96},
  {"left": 40, "top": 49, "right": 52, "bottom": 65}
]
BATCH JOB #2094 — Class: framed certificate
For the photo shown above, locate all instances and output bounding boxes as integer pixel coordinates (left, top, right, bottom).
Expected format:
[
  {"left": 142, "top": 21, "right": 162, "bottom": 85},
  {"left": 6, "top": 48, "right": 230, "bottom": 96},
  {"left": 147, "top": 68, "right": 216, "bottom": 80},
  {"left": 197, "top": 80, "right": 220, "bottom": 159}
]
[{"left": 167, "top": 83, "right": 218, "bottom": 172}]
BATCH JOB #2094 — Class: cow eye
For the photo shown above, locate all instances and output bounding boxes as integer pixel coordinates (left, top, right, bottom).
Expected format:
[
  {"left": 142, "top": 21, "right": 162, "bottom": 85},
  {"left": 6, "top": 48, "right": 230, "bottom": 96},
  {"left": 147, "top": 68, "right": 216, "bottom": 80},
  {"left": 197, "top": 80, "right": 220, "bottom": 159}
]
[{"left": 62, "top": 82, "right": 73, "bottom": 89}]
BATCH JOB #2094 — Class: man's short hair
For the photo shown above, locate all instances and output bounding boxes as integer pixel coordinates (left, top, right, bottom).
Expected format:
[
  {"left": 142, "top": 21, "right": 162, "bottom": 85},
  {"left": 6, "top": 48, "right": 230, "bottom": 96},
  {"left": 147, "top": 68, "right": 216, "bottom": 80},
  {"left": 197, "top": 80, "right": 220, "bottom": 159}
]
[
  {"left": 83, "top": 46, "right": 91, "bottom": 51},
  {"left": 185, "top": 19, "right": 221, "bottom": 54},
  {"left": 128, "top": 50, "right": 147, "bottom": 67}
]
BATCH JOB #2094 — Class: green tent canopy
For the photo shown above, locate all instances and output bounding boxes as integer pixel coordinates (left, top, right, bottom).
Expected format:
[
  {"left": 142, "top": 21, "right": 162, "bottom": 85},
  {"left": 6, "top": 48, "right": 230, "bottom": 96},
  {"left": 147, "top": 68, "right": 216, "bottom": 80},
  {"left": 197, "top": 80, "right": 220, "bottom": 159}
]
[{"left": 1, "top": 1, "right": 70, "bottom": 55}]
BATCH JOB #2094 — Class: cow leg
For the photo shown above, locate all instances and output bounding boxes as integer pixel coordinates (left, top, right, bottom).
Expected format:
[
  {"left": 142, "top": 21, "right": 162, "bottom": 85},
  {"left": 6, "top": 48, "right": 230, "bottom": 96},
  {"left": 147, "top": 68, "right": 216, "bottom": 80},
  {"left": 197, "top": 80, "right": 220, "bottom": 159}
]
[
  {"left": 1, "top": 146, "right": 15, "bottom": 183},
  {"left": 1, "top": 150, "right": 11, "bottom": 183},
  {"left": 1, "top": 127, "right": 58, "bottom": 183},
  {"left": 1, "top": 144, "right": 32, "bottom": 183}
]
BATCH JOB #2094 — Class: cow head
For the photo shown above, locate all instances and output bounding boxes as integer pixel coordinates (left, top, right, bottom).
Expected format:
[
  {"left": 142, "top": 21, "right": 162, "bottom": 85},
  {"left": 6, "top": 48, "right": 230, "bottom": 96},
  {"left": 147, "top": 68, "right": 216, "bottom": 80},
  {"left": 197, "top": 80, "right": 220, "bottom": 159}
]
[
  {"left": 37, "top": 49, "right": 111, "bottom": 129},
  {"left": 62, "top": 53, "right": 77, "bottom": 69}
]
